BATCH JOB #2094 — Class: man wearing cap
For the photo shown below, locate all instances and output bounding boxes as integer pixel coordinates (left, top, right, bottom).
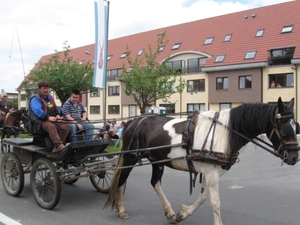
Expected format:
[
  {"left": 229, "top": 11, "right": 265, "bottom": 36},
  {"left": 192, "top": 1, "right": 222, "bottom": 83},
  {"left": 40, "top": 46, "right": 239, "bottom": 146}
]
[{"left": 0, "top": 93, "right": 13, "bottom": 127}]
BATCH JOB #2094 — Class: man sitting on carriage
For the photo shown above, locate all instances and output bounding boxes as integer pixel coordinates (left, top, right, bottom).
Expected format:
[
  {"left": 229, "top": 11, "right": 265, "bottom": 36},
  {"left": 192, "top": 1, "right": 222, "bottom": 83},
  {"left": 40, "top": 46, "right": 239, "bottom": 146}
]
[
  {"left": 29, "top": 81, "right": 70, "bottom": 153},
  {"left": 0, "top": 92, "right": 13, "bottom": 127},
  {"left": 62, "top": 89, "right": 94, "bottom": 142}
]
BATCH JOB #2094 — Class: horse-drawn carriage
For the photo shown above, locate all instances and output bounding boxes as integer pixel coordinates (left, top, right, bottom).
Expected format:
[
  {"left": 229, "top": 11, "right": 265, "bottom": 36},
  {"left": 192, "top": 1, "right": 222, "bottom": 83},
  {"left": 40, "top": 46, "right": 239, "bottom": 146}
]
[
  {"left": 0, "top": 111, "right": 117, "bottom": 210},
  {"left": 1, "top": 97, "right": 300, "bottom": 225}
]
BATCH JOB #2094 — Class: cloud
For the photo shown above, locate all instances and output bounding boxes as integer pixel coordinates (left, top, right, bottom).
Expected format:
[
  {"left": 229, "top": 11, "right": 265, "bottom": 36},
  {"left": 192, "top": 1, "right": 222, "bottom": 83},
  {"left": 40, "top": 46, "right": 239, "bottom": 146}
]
[{"left": 0, "top": 0, "right": 291, "bottom": 93}]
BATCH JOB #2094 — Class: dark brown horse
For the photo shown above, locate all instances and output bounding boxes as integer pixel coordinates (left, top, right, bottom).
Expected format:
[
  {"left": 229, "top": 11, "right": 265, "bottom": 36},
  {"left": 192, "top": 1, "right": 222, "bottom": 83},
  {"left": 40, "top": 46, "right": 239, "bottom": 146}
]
[
  {"left": 105, "top": 97, "right": 299, "bottom": 225},
  {"left": 0, "top": 109, "right": 28, "bottom": 153}
]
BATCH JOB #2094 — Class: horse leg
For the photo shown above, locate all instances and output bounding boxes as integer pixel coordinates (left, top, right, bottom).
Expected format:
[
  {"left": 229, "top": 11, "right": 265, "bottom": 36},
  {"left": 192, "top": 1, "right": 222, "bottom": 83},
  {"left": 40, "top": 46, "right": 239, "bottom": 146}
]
[
  {"left": 176, "top": 176, "right": 209, "bottom": 222},
  {"left": 151, "top": 164, "right": 177, "bottom": 224},
  {"left": 206, "top": 171, "right": 223, "bottom": 225}
]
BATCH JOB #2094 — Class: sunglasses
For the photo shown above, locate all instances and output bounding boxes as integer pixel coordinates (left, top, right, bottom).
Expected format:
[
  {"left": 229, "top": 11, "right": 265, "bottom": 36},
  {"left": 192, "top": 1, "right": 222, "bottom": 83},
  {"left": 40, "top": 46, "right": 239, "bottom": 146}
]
[{"left": 2, "top": 96, "right": 7, "bottom": 97}]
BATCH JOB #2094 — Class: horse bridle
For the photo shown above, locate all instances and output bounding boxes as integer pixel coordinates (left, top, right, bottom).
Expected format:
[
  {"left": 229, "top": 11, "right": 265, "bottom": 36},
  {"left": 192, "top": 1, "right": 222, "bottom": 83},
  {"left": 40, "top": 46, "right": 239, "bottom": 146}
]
[{"left": 267, "top": 108, "right": 300, "bottom": 159}]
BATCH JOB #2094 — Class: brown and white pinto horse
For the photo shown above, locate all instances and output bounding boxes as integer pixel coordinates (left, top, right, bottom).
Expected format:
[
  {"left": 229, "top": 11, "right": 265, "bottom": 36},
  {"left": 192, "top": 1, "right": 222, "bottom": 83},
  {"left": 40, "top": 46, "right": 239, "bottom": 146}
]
[{"left": 105, "top": 97, "right": 299, "bottom": 225}]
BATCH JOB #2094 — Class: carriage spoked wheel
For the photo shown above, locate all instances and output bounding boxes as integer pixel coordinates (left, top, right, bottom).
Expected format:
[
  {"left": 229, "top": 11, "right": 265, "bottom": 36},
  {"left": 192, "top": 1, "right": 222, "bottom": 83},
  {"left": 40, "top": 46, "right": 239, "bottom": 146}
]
[
  {"left": 89, "top": 150, "right": 117, "bottom": 193},
  {"left": 1, "top": 152, "right": 24, "bottom": 197},
  {"left": 30, "top": 158, "right": 61, "bottom": 210}
]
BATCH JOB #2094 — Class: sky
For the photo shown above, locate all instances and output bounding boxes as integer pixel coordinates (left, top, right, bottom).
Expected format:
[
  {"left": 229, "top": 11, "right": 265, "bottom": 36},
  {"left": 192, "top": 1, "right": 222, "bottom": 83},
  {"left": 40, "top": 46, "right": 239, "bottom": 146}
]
[{"left": 0, "top": 0, "right": 291, "bottom": 93}]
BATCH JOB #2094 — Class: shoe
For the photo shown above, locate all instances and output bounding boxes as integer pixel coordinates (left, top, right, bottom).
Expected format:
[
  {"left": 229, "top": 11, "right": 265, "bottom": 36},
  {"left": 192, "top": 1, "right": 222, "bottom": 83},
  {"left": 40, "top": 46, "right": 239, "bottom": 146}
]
[{"left": 52, "top": 143, "right": 70, "bottom": 153}]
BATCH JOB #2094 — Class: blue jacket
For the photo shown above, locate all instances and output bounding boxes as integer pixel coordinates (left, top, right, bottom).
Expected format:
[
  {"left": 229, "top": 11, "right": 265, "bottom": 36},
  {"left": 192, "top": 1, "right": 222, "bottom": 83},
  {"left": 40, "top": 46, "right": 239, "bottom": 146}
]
[{"left": 29, "top": 94, "right": 61, "bottom": 121}]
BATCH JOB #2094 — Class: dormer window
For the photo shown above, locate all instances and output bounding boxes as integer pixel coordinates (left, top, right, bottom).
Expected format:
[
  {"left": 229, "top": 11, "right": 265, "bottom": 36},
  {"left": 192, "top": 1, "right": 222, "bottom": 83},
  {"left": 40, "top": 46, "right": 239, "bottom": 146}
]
[
  {"left": 281, "top": 25, "right": 293, "bottom": 33},
  {"left": 120, "top": 52, "right": 127, "bottom": 59},
  {"left": 245, "top": 51, "right": 256, "bottom": 59},
  {"left": 172, "top": 43, "right": 181, "bottom": 50},
  {"left": 215, "top": 54, "right": 225, "bottom": 63},
  {"left": 159, "top": 45, "right": 165, "bottom": 52},
  {"left": 224, "top": 34, "right": 232, "bottom": 42},
  {"left": 137, "top": 49, "right": 144, "bottom": 56},
  {"left": 256, "top": 29, "right": 264, "bottom": 37},
  {"left": 204, "top": 37, "right": 214, "bottom": 45}
]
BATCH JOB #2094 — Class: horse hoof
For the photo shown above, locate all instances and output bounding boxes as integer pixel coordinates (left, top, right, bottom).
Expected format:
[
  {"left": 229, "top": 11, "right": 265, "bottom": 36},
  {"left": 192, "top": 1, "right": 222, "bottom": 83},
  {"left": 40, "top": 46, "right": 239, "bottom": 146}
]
[
  {"left": 176, "top": 213, "right": 183, "bottom": 222},
  {"left": 118, "top": 211, "right": 130, "bottom": 220},
  {"left": 167, "top": 216, "right": 177, "bottom": 224}
]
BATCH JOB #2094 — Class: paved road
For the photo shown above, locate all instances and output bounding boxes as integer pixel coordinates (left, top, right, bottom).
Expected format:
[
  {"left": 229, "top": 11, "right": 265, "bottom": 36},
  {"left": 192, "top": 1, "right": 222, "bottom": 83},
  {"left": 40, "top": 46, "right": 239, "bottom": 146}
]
[{"left": 1, "top": 142, "right": 300, "bottom": 225}]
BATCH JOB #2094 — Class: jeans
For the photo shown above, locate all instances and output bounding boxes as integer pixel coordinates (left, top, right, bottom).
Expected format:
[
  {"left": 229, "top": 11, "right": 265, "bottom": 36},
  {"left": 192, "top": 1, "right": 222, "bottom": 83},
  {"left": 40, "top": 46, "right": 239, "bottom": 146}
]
[{"left": 69, "top": 122, "right": 94, "bottom": 142}]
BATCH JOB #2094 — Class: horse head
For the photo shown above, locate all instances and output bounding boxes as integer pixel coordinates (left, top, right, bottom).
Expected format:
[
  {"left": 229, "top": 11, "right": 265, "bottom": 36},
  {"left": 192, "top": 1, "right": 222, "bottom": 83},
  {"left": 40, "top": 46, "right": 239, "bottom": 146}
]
[{"left": 267, "top": 97, "right": 299, "bottom": 165}]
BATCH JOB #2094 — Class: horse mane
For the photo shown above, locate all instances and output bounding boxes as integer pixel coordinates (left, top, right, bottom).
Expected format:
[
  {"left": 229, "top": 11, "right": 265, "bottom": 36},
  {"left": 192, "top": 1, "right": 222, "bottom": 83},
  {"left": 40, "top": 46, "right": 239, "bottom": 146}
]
[{"left": 228, "top": 103, "right": 276, "bottom": 153}]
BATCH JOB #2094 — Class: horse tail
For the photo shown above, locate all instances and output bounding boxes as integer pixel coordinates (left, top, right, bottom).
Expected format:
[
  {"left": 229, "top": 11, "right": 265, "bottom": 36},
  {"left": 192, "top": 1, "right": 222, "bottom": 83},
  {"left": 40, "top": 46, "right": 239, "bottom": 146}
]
[
  {"left": 104, "top": 118, "right": 140, "bottom": 210},
  {"left": 104, "top": 155, "right": 124, "bottom": 210}
]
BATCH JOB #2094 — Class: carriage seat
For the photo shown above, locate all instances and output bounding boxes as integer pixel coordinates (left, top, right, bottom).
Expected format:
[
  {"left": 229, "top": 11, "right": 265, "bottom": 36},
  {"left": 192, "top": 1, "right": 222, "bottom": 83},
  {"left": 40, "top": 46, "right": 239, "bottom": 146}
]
[{"left": 23, "top": 113, "right": 53, "bottom": 151}]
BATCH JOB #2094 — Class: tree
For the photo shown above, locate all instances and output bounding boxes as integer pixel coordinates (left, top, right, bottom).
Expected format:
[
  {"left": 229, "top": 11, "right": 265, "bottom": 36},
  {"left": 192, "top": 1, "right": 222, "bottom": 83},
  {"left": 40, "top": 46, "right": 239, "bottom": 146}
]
[
  {"left": 22, "top": 41, "right": 95, "bottom": 105},
  {"left": 120, "top": 32, "right": 186, "bottom": 114}
]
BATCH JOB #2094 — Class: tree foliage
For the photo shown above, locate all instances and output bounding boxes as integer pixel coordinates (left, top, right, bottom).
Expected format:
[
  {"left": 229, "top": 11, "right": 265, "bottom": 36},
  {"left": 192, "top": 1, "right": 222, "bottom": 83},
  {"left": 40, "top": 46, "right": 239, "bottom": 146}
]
[
  {"left": 22, "top": 41, "right": 95, "bottom": 106},
  {"left": 120, "top": 32, "right": 186, "bottom": 114}
]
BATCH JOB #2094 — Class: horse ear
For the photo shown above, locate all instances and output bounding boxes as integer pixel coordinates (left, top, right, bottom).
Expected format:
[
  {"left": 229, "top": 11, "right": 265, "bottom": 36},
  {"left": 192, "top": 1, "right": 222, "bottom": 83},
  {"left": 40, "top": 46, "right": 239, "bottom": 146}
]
[
  {"left": 277, "top": 97, "right": 284, "bottom": 113},
  {"left": 286, "top": 98, "right": 295, "bottom": 109}
]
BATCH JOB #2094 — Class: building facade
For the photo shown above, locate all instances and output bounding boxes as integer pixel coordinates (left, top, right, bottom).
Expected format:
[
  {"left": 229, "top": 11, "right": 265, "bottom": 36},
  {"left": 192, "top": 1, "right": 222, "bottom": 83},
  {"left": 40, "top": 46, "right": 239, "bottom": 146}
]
[{"left": 18, "top": 1, "right": 300, "bottom": 121}]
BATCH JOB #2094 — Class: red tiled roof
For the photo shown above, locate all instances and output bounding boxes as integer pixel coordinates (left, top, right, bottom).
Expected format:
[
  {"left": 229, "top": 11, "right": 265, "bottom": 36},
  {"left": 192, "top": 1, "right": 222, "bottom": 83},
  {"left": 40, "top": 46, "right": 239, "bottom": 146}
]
[{"left": 28, "top": 0, "right": 300, "bottom": 76}]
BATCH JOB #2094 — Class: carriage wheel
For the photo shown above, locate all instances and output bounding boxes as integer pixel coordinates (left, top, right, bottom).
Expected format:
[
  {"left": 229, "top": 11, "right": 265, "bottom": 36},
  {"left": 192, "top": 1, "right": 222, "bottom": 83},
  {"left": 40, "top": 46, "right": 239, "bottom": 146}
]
[
  {"left": 30, "top": 158, "right": 61, "bottom": 210},
  {"left": 89, "top": 150, "right": 117, "bottom": 193},
  {"left": 1, "top": 153, "right": 24, "bottom": 197}
]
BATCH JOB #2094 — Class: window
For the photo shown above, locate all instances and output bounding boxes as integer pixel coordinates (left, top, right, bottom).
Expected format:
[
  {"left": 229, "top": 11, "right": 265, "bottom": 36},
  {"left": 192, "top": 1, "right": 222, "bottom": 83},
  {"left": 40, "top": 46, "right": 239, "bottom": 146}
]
[
  {"left": 187, "top": 58, "right": 206, "bottom": 73},
  {"left": 187, "top": 79, "right": 205, "bottom": 92},
  {"left": 245, "top": 51, "right": 256, "bottom": 59},
  {"left": 172, "top": 43, "right": 181, "bottom": 50},
  {"left": 161, "top": 82, "right": 175, "bottom": 92},
  {"left": 215, "top": 55, "right": 226, "bottom": 63},
  {"left": 224, "top": 34, "right": 232, "bottom": 42},
  {"left": 281, "top": 25, "right": 293, "bottom": 33},
  {"left": 157, "top": 31, "right": 164, "bottom": 36},
  {"left": 269, "top": 47, "right": 295, "bottom": 65},
  {"left": 120, "top": 52, "right": 127, "bottom": 58},
  {"left": 239, "top": 75, "right": 252, "bottom": 89},
  {"left": 165, "top": 60, "right": 182, "bottom": 73},
  {"left": 109, "top": 68, "right": 122, "bottom": 76},
  {"left": 21, "top": 94, "right": 26, "bottom": 101},
  {"left": 108, "top": 105, "right": 120, "bottom": 114},
  {"left": 216, "top": 77, "right": 228, "bottom": 90},
  {"left": 90, "top": 105, "right": 100, "bottom": 114},
  {"left": 159, "top": 104, "right": 175, "bottom": 115},
  {"left": 108, "top": 86, "right": 120, "bottom": 96},
  {"left": 107, "top": 55, "right": 112, "bottom": 61},
  {"left": 220, "top": 103, "right": 231, "bottom": 110},
  {"left": 268, "top": 73, "right": 294, "bottom": 88},
  {"left": 187, "top": 103, "right": 205, "bottom": 113},
  {"left": 90, "top": 89, "right": 100, "bottom": 97},
  {"left": 204, "top": 37, "right": 214, "bottom": 45},
  {"left": 256, "top": 29, "right": 264, "bottom": 37},
  {"left": 137, "top": 49, "right": 144, "bottom": 56},
  {"left": 159, "top": 45, "right": 165, "bottom": 52}
]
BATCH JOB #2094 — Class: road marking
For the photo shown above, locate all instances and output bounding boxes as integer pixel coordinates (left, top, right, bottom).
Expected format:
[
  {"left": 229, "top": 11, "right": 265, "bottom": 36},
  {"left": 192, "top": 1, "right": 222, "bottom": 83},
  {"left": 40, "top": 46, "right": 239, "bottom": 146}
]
[
  {"left": 0, "top": 213, "right": 22, "bottom": 225},
  {"left": 229, "top": 184, "right": 244, "bottom": 189}
]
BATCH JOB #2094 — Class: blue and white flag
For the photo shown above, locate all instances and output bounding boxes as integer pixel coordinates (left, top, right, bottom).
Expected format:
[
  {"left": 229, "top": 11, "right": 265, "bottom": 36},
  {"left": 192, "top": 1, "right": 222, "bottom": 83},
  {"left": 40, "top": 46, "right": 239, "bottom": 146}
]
[{"left": 93, "top": 0, "right": 109, "bottom": 88}]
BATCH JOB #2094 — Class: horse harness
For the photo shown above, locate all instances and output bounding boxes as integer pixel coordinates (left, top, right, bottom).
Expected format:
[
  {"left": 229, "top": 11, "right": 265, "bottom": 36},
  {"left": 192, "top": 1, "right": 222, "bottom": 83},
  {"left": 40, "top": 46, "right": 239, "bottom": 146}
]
[{"left": 182, "top": 111, "right": 239, "bottom": 194}]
